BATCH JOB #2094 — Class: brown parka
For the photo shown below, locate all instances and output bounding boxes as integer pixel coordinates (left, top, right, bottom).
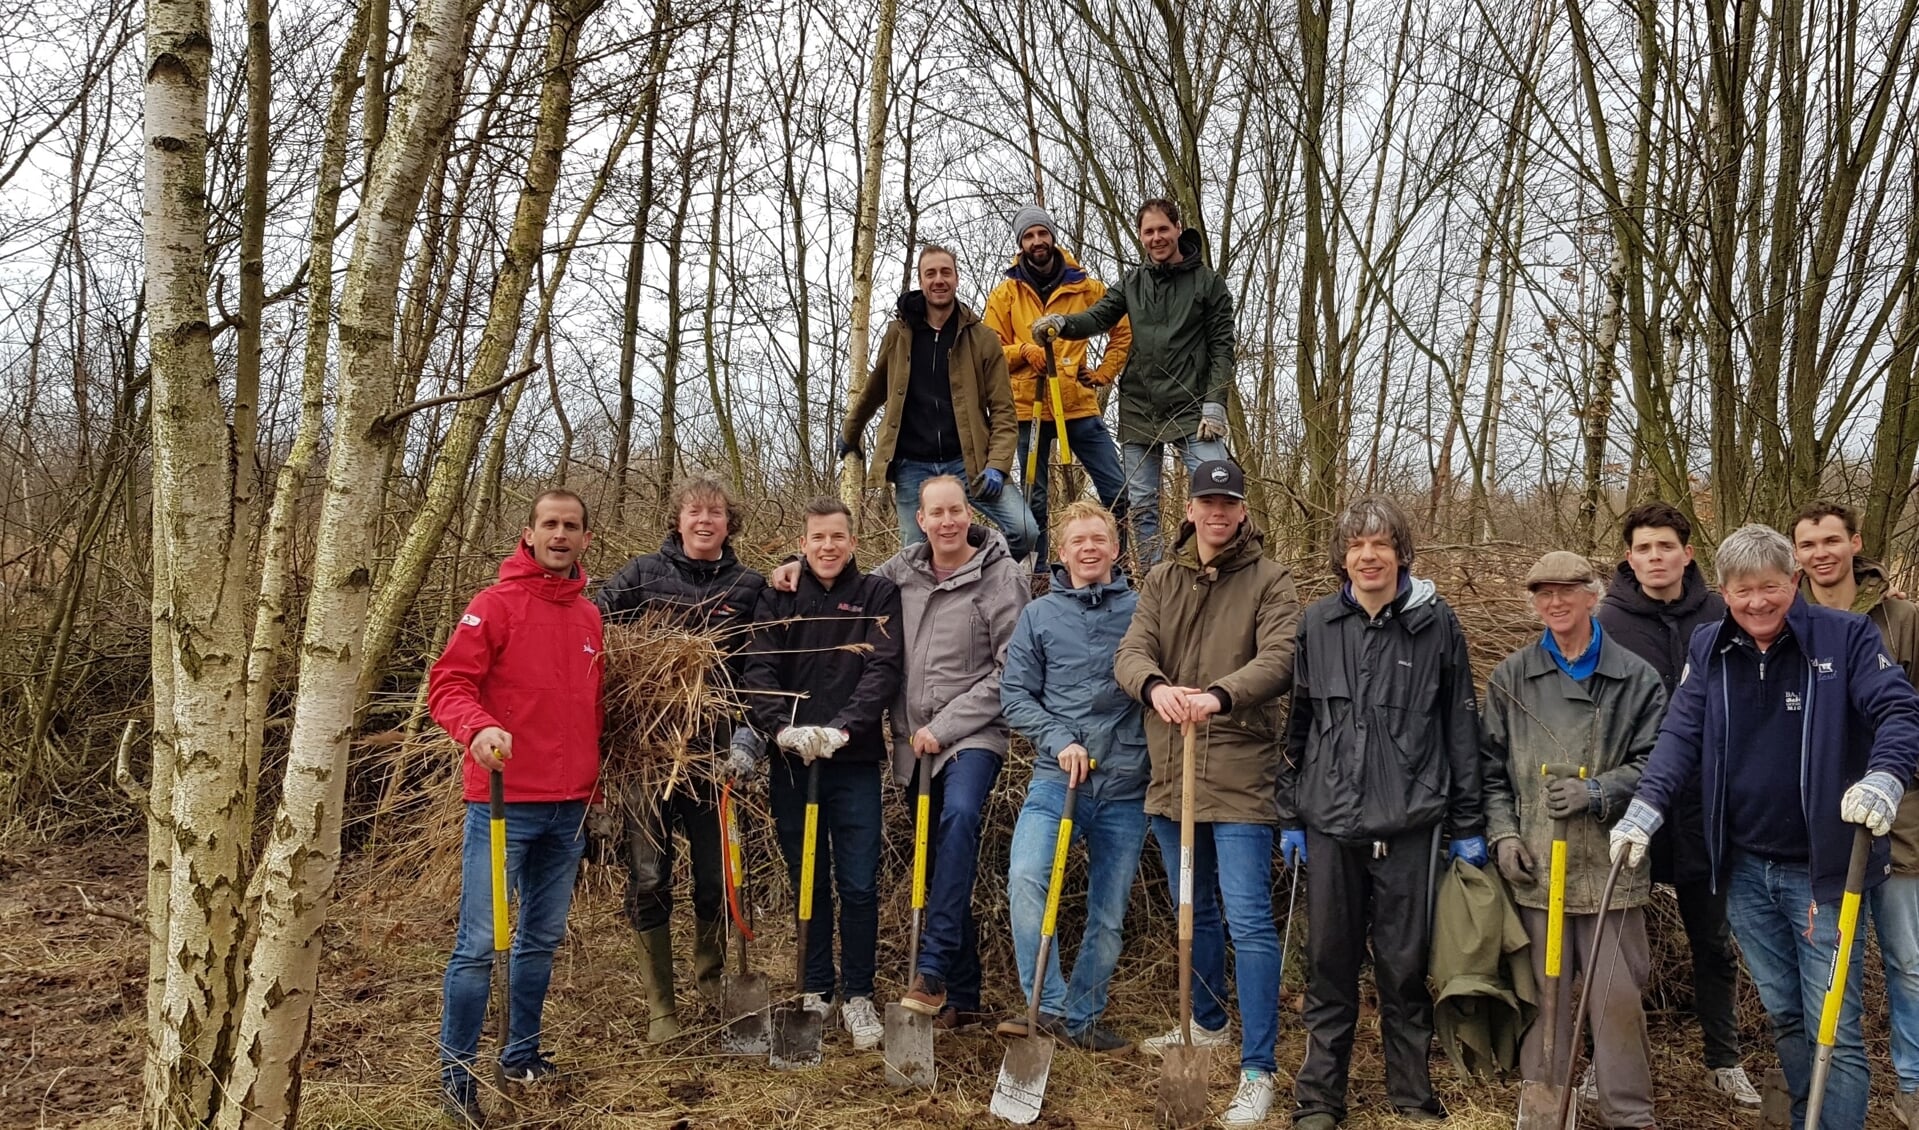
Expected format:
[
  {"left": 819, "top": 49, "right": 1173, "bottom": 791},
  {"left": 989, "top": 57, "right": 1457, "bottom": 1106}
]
[{"left": 1114, "top": 520, "right": 1300, "bottom": 825}]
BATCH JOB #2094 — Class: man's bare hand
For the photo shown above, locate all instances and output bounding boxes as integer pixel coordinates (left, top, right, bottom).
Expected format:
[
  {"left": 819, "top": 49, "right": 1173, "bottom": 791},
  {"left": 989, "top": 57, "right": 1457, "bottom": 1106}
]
[
  {"left": 1150, "top": 684, "right": 1199, "bottom": 726},
  {"left": 912, "top": 727, "right": 942, "bottom": 756},
  {"left": 471, "top": 726, "right": 513, "bottom": 772},
  {"left": 1184, "top": 691, "right": 1223, "bottom": 720},
  {"left": 1057, "top": 742, "right": 1091, "bottom": 786},
  {"left": 770, "top": 559, "right": 801, "bottom": 592}
]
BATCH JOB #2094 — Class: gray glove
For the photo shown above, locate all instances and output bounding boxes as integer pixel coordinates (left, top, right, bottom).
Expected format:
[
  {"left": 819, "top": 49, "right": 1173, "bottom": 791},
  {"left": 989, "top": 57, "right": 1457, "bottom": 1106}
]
[
  {"left": 1196, "top": 402, "right": 1229, "bottom": 442},
  {"left": 1841, "top": 770, "right": 1905, "bottom": 836},
  {"left": 1608, "top": 797, "right": 1664, "bottom": 867},
  {"left": 1031, "top": 314, "right": 1068, "bottom": 342},
  {"left": 725, "top": 726, "right": 763, "bottom": 781}
]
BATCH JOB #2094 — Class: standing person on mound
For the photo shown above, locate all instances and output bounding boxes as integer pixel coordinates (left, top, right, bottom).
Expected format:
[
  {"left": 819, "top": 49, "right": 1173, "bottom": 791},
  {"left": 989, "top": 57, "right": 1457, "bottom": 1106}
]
[
  {"left": 1032, "top": 197, "right": 1235, "bottom": 565},
  {"left": 1114, "top": 458, "right": 1299, "bottom": 1125},
  {"left": 997, "top": 500, "right": 1147, "bottom": 1054},
  {"left": 429, "top": 489, "right": 602, "bottom": 1123},
  {"left": 738, "top": 496, "right": 904, "bottom": 1051},
  {"left": 593, "top": 471, "right": 765, "bottom": 1043}
]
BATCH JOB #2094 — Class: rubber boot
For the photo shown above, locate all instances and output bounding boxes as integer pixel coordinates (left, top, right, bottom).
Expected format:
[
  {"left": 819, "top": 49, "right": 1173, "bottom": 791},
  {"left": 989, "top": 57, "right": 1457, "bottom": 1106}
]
[
  {"left": 637, "top": 926, "right": 681, "bottom": 1043},
  {"left": 693, "top": 917, "right": 727, "bottom": 1003}
]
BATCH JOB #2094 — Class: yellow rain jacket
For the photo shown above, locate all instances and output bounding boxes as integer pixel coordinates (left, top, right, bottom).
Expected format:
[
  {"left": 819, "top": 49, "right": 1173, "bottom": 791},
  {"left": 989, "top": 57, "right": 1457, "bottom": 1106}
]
[{"left": 981, "top": 250, "right": 1131, "bottom": 422}]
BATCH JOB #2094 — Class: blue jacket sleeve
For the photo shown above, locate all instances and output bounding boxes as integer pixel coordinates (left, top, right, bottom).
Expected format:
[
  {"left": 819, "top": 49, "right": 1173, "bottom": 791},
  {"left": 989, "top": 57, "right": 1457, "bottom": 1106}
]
[
  {"left": 1000, "top": 604, "right": 1077, "bottom": 759},
  {"left": 1636, "top": 630, "right": 1710, "bottom": 817},
  {"left": 1847, "top": 617, "right": 1919, "bottom": 783}
]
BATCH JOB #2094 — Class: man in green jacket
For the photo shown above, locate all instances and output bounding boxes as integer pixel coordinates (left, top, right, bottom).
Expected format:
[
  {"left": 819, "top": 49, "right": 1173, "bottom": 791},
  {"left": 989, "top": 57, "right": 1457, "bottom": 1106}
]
[
  {"left": 1792, "top": 500, "right": 1919, "bottom": 1126},
  {"left": 1033, "top": 199, "right": 1235, "bottom": 564}
]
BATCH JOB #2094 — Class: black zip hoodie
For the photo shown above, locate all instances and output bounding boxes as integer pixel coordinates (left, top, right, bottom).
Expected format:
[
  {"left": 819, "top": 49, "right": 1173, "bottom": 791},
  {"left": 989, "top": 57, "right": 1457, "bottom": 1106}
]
[{"left": 892, "top": 290, "right": 963, "bottom": 463}]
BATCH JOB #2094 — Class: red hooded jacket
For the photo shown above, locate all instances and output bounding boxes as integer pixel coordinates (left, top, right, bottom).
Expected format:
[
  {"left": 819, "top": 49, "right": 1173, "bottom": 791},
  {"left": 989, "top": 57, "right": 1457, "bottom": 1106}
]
[{"left": 429, "top": 542, "right": 604, "bottom": 803}]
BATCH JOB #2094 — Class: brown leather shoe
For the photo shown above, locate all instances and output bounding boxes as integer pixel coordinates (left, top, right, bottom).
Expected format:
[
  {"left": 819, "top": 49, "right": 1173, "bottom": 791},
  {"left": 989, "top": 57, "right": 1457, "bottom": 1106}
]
[
  {"left": 900, "top": 974, "right": 946, "bottom": 1017},
  {"left": 933, "top": 1005, "right": 985, "bottom": 1031},
  {"left": 995, "top": 1012, "right": 1067, "bottom": 1039}
]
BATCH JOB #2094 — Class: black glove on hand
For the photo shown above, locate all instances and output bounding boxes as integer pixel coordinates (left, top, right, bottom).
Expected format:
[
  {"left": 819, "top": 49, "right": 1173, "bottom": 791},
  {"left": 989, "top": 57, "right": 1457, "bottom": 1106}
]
[
  {"left": 837, "top": 438, "right": 862, "bottom": 460},
  {"left": 1544, "top": 775, "right": 1598, "bottom": 819}
]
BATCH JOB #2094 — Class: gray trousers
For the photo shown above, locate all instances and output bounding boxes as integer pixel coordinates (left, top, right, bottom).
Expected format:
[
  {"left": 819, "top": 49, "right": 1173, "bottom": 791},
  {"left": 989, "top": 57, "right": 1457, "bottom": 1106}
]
[{"left": 1519, "top": 906, "right": 1655, "bottom": 1129}]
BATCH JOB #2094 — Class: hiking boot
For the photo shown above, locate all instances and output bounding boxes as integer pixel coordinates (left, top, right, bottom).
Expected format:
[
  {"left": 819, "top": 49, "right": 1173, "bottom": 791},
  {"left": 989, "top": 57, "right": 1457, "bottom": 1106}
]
[
  {"left": 933, "top": 1005, "right": 985, "bottom": 1031},
  {"left": 1710, "top": 1066, "right": 1762, "bottom": 1109},
  {"left": 500, "top": 1052, "right": 559, "bottom": 1085},
  {"left": 1894, "top": 1088, "right": 1919, "bottom": 1129},
  {"left": 1067, "top": 1023, "right": 1133, "bottom": 1054},
  {"left": 1221, "top": 1069, "right": 1277, "bottom": 1125},
  {"left": 1395, "top": 1104, "right": 1446, "bottom": 1123},
  {"left": 900, "top": 973, "right": 946, "bottom": 1016},
  {"left": 841, "top": 995, "right": 884, "bottom": 1049},
  {"left": 441, "top": 1075, "right": 486, "bottom": 1128},
  {"left": 692, "top": 917, "right": 727, "bottom": 1003},
  {"left": 995, "top": 1012, "right": 1069, "bottom": 1039},
  {"left": 1140, "top": 1020, "right": 1234, "bottom": 1058},
  {"left": 1292, "top": 1113, "right": 1336, "bottom": 1130},
  {"left": 636, "top": 926, "right": 681, "bottom": 1043}
]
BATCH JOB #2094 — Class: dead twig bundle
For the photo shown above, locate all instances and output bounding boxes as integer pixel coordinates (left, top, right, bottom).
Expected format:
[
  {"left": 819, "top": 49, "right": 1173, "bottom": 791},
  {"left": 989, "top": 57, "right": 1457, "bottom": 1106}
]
[{"left": 599, "top": 615, "right": 740, "bottom": 807}]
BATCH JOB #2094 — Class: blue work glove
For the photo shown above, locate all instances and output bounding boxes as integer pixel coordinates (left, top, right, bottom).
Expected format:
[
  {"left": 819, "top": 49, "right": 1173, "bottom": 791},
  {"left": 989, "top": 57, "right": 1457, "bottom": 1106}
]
[
  {"left": 1608, "top": 797, "right": 1665, "bottom": 866},
  {"left": 1841, "top": 770, "right": 1906, "bottom": 836},
  {"left": 977, "top": 467, "right": 1006, "bottom": 501},
  {"left": 836, "top": 438, "right": 862, "bottom": 461},
  {"left": 1447, "top": 835, "right": 1488, "bottom": 868},
  {"left": 1280, "top": 829, "right": 1308, "bottom": 868},
  {"left": 724, "top": 726, "right": 763, "bottom": 781}
]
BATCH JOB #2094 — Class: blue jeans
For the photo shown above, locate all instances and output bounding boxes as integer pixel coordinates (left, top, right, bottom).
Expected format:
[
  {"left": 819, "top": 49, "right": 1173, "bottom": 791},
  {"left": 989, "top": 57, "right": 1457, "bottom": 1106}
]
[
  {"left": 769, "top": 755, "right": 883, "bottom": 1000},
  {"left": 1016, "top": 417, "right": 1128, "bottom": 568},
  {"left": 1150, "top": 817, "right": 1281, "bottom": 1073},
  {"left": 1724, "top": 850, "right": 1870, "bottom": 1130},
  {"left": 1872, "top": 874, "right": 1919, "bottom": 1093},
  {"left": 915, "top": 748, "right": 1003, "bottom": 1011},
  {"left": 1007, "top": 779, "right": 1149, "bottom": 1033},
  {"left": 440, "top": 800, "right": 588, "bottom": 1084},
  {"left": 892, "top": 458, "right": 1039, "bottom": 561},
  {"left": 1121, "top": 436, "right": 1230, "bottom": 565}
]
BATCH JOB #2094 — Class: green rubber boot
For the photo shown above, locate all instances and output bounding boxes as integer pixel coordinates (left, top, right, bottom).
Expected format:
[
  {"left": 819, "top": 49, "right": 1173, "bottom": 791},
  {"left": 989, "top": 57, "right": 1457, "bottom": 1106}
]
[
  {"left": 693, "top": 917, "right": 727, "bottom": 1003},
  {"left": 636, "top": 926, "right": 681, "bottom": 1043}
]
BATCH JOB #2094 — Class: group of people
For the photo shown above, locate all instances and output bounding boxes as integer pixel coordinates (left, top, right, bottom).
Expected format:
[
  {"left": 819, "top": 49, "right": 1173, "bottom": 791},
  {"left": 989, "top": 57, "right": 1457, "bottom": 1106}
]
[{"left": 420, "top": 200, "right": 1919, "bottom": 1130}]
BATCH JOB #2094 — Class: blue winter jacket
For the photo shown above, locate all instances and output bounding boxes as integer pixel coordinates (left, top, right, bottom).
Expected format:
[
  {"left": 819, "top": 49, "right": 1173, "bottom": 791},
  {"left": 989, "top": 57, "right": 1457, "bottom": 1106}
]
[
  {"left": 1000, "top": 566, "right": 1149, "bottom": 802},
  {"left": 1636, "top": 595, "right": 1919, "bottom": 904}
]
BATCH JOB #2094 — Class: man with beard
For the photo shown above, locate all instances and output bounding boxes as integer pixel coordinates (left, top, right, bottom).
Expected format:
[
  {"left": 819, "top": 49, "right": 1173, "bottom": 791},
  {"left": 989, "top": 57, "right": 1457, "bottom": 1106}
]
[
  {"left": 840, "top": 244, "right": 1039, "bottom": 560},
  {"left": 982, "top": 205, "right": 1130, "bottom": 568}
]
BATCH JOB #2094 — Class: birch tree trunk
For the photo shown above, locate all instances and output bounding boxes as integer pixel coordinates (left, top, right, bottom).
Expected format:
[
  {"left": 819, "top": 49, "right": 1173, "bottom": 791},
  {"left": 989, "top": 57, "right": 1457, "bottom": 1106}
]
[
  {"left": 839, "top": 0, "right": 897, "bottom": 515},
  {"left": 215, "top": 0, "right": 482, "bottom": 1118}
]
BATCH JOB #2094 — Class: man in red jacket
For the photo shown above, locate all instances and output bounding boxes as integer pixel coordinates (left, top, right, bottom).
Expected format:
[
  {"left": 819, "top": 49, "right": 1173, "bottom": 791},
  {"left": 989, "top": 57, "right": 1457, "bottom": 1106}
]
[{"left": 429, "top": 489, "right": 602, "bottom": 1124}]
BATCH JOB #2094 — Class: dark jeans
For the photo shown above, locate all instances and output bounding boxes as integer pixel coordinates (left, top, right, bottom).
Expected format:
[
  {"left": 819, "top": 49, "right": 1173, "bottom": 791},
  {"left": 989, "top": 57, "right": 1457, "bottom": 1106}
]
[
  {"left": 1294, "top": 826, "right": 1441, "bottom": 1118},
  {"left": 915, "top": 748, "right": 1003, "bottom": 1011},
  {"left": 440, "top": 800, "right": 587, "bottom": 1081},
  {"left": 1016, "top": 416, "right": 1128, "bottom": 567},
  {"left": 769, "top": 754, "right": 883, "bottom": 1000},
  {"left": 1673, "top": 877, "right": 1742, "bottom": 1069},
  {"left": 622, "top": 778, "right": 724, "bottom": 933}
]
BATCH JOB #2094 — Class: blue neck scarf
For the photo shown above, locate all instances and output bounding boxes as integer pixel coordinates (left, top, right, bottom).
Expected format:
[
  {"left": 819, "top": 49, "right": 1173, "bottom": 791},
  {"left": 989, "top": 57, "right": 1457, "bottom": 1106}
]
[{"left": 1542, "top": 619, "right": 1604, "bottom": 681}]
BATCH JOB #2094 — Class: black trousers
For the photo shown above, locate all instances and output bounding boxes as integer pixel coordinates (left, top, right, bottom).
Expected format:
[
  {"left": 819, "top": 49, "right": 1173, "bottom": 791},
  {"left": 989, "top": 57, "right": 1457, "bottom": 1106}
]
[
  {"left": 622, "top": 777, "right": 725, "bottom": 933},
  {"left": 1673, "top": 878, "right": 1742, "bottom": 1069},
  {"left": 1294, "top": 826, "right": 1443, "bottom": 1120}
]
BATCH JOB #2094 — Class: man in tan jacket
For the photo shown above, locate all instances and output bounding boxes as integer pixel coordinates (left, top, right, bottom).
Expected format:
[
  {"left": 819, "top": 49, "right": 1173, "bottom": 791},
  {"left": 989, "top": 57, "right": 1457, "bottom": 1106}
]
[
  {"left": 1114, "top": 458, "right": 1299, "bottom": 1126},
  {"left": 1792, "top": 501, "right": 1919, "bottom": 1125}
]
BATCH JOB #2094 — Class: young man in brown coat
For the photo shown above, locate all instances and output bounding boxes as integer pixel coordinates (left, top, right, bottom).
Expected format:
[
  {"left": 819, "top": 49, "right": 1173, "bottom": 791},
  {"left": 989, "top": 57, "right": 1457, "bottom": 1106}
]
[{"left": 1114, "top": 458, "right": 1299, "bottom": 1125}]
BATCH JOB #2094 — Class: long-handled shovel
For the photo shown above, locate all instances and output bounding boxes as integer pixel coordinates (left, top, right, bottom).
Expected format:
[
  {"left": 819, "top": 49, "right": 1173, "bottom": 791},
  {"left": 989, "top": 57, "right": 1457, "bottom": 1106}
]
[
  {"left": 1023, "top": 338, "right": 1077, "bottom": 504},
  {"left": 488, "top": 769, "right": 512, "bottom": 1096},
  {"left": 770, "top": 758, "right": 824, "bottom": 1069},
  {"left": 1803, "top": 825, "right": 1872, "bottom": 1130},
  {"left": 1276, "top": 853, "right": 1300, "bottom": 1030},
  {"left": 884, "top": 753, "right": 937, "bottom": 1087},
  {"left": 1516, "top": 765, "right": 1585, "bottom": 1130},
  {"left": 1158, "top": 722, "right": 1210, "bottom": 1128},
  {"left": 993, "top": 764, "right": 1091, "bottom": 1123},
  {"left": 1555, "top": 849, "right": 1629, "bottom": 1129},
  {"left": 719, "top": 779, "right": 770, "bottom": 1054}
]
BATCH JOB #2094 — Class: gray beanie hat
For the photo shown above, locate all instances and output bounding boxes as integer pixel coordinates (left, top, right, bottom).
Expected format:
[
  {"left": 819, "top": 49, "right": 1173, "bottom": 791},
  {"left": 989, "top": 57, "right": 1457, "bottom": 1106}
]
[{"left": 1011, "top": 204, "right": 1057, "bottom": 245}]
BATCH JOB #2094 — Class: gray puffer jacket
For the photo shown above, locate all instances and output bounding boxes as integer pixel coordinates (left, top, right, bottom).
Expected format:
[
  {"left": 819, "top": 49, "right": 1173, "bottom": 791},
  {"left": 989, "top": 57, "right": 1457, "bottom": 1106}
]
[{"left": 876, "top": 525, "right": 1030, "bottom": 785}]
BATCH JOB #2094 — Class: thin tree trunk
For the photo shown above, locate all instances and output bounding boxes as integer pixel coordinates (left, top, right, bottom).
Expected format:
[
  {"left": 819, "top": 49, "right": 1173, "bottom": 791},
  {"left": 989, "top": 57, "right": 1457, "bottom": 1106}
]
[{"left": 839, "top": 0, "right": 898, "bottom": 516}]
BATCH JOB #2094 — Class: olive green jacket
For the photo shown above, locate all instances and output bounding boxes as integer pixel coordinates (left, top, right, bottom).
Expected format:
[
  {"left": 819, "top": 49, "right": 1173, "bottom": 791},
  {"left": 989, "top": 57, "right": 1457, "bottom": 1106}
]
[{"left": 1430, "top": 859, "right": 1537, "bottom": 1077}]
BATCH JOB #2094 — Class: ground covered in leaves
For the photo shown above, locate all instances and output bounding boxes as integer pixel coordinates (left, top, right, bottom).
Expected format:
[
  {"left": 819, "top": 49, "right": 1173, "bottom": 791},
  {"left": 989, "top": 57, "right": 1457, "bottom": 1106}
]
[{"left": 1, "top": 825, "right": 1909, "bottom": 1129}]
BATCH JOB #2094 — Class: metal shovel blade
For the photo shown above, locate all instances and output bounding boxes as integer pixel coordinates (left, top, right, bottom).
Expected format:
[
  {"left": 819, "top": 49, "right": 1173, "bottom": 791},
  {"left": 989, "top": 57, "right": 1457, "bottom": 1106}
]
[
  {"left": 1515, "top": 1080, "right": 1574, "bottom": 1130},
  {"left": 990, "top": 1035, "right": 1054, "bottom": 1124},
  {"left": 883, "top": 1002, "right": 936, "bottom": 1088},
  {"left": 720, "top": 971, "right": 770, "bottom": 1055},
  {"left": 1156, "top": 1043, "right": 1211, "bottom": 1128},
  {"left": 1759, "top": 1069, "right": 1791, "bottom": 1130},
  {"left": 769, "top": 1000, "right": 822, "bottom": 1070}
]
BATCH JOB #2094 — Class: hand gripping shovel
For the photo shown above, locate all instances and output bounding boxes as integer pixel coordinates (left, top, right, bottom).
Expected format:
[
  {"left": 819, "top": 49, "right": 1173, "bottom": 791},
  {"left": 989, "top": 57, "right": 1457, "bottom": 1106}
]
[
  {"left": 771, "top": 758, "right": 824, "bottom": 1069},
  {"left": 1158, "top": 722, "right": 1210, "bottom": 1128},
  {"left": 884, "top": 753, "right": 937, "bottom": 1087},
  {"left": 719, "top": 780, "right": 770, "bottom": 1054},
  {"left": 1516, "top": 764, "right": 1585, "bottom": 1130},
  {"left": 1803, "top": 825, "right": 1872, "bottom": 1130},
  {"left": 487, "top": 769, "right": 512, "bottom": 1096},
  {"left": 993, "top": 762, "right": 1092, "bottom": 1123}
]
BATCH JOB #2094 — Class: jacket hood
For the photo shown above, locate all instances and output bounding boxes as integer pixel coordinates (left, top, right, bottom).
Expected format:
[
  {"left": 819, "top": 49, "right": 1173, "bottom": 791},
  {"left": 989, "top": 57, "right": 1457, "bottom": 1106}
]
[
  {"left": 1796, "top": 557, "right": 1895, "bottom": 616},
  {"left": 898, "top": 523, "right": 1011, "bottom": 580},
  {"left": 502, "top": 540, "right": 589, "bottom": 603},
  {"left": 1605, "top": 558, "right": 1713, "bottom": 617},
  {"left": 658, "top": 531, "right": 740, "bottom": 583},
  {"left": 1004, "top": 247, "right": 1090, "bottom": 288},
  {"left": 1332, "top": 571, "right": 1438, "bottom": 621},
  {"left": 1170, "top": 518, "right": 1264, "bottom": 573},
  {"left": 1147, "top": 228, "right": 1208, "bottom": 277},
  {"left": 1047, "top": 562, "right": 1132, "bottom": 605},
  {"left": 895, "top": 289, "right": 981, "bottom": 331}
]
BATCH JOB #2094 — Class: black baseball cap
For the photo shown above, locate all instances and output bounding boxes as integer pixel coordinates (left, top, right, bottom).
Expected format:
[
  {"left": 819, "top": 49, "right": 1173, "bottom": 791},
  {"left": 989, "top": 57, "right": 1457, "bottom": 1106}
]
[{"left": 1190, "top": 459, "right": 1246, "bottom": 499}]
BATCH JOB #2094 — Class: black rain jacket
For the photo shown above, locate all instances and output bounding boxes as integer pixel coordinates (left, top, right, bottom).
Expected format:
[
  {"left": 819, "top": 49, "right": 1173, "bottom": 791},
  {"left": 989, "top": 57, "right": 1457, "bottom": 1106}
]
[{"left": 740, "top": 559, "right": 904, "bottom": 765}]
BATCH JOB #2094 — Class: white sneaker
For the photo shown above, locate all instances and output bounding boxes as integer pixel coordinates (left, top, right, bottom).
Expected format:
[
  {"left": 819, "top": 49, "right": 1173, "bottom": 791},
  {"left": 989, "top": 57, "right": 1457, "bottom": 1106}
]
[
  {"left": 841, "top": 995, "right": 883, "bottom": 1050},
  {"left": 1711, "top": 1065, "right": 1762, "bottom": 1109},
  {"left": 1577, "top": 1063, "right": 1598, "bottom": 1108},
  {"left": 1220, "top": 1069, "right": 1276, "bottom": 1125},
  {"left": 801, "top": 992, "right": 836, "bottom": 1023},
  {"left": 1140, "top": 1021, "right": 1234, "bottom": 1058}
]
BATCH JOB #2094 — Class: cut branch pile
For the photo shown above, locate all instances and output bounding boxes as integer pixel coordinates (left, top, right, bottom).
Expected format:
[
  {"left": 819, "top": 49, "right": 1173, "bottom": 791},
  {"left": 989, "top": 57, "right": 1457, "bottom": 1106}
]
[{"left": 598, "top": 615, "right": 740, "bottom": 805}]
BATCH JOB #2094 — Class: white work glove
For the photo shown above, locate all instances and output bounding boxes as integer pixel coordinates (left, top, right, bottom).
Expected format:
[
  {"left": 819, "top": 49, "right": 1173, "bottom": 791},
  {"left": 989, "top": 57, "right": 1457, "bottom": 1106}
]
[
  {"left": 777, "top": 725, "right": 846, "bottom": 764},
  {"left": 1608, "top": 796, "right": 1664, "bottom": 867},
  {"left": 1031, "top": 314, "right": 1067, "bottom": 342},
  {"left": 1196, "top": 402, "right": 1229, "bottom": 442},
  {"left": 1841, "top": 771, "right": 1906, "bottom": 837}
]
